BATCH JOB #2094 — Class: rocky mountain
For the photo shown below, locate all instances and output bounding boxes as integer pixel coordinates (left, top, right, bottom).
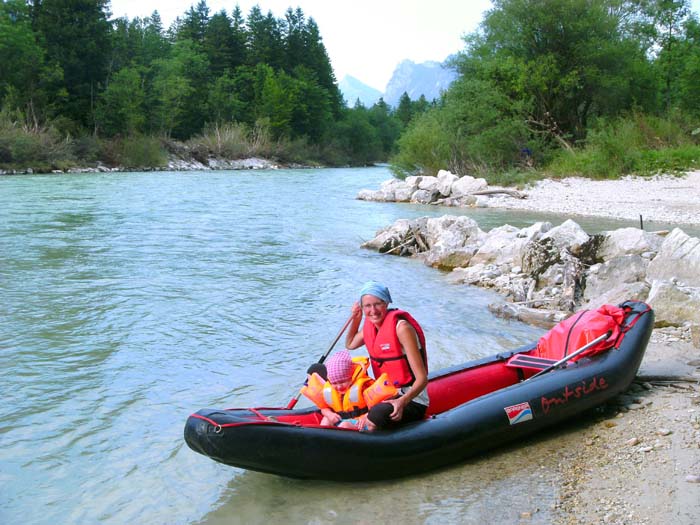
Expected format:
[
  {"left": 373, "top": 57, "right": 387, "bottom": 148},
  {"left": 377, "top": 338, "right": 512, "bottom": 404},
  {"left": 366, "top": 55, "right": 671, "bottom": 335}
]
[
  {"left": 383, "top": 59, "right": 458, "bottom": 107},
  {"left": 338, "top": 75, "right": 383, "bottom": 107},
  {"left": 338, "top": 60, "right": 459, "bottom": 108}
]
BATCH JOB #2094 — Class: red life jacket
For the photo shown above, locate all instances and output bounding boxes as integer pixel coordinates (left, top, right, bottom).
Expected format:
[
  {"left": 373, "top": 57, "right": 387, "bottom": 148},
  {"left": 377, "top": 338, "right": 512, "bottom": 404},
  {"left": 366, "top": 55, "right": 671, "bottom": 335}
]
[{"left": 362, "top": 309, "right": 427, "bottom": 388}]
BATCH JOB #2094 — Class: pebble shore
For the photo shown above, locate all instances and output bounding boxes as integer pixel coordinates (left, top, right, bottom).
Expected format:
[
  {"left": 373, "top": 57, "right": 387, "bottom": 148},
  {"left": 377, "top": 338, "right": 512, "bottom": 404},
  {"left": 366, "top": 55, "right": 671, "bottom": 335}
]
[{"left": 486, "top": 171, "right": 700, "bottom": 225}]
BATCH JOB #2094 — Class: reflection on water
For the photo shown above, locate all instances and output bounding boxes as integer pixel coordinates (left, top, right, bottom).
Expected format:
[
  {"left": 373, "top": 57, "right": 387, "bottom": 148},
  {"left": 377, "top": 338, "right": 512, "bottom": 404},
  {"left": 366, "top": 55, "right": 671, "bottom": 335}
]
[
  {"left": 202, "top": 429, "right": 573, "bottom": 525},
  {"left": 2, "top": 167, "right": 672, "bottom": 525}
]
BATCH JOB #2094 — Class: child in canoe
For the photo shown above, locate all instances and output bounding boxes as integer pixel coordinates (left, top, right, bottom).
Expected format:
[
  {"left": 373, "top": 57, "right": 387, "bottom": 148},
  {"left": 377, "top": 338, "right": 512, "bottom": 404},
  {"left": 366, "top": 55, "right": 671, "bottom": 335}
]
[{"left": 302, "top": 350, "right": 397, "bottom": 430}]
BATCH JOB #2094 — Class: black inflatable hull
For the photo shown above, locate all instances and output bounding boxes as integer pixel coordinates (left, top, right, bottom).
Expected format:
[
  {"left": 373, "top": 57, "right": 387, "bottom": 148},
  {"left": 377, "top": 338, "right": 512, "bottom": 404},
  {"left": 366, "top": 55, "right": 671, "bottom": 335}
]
[{"left": 184, "top": 301, "right": 653, "bottom": 481}]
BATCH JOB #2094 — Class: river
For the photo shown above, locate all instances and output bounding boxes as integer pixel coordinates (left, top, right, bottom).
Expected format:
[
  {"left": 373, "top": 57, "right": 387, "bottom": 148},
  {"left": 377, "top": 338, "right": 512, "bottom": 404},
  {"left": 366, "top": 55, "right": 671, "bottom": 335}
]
[{"left": 0, "top": 167, "right": 677, "bottom": 524}]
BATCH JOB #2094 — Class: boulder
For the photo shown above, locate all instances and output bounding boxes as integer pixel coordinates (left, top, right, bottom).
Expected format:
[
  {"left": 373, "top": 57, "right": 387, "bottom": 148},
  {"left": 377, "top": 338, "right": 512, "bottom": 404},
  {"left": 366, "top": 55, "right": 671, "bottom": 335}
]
[
  {"left": 471, "top": 222, "right": 552, "bottom": 269},
  {"left": 417, "top": 176, "right": 439, "bottom": 191},
  {"left": 410, "top": 188, "right": 440, "bottom": 204},
  {"left": 522, "top": 237, "right": 561, "bottom": 278},
  {"left": 394, "top": 185, "right": 413, "bottom": 202},
  {"left": 436, "top": 170, "right": 459, "bottom": 196},
  {"left": 597, "top": 228, "right": 663, "bottom": 260},
  {"left": 539, "top": 219, "right": 590, "bottom": 256},
  {"left": 646, "top": 228, "right": 700, "bottom": 286},
  {"left": 583, "top": 255, "right": 650, "bottom": 302},
  {"left": 469, "top": 225, "right": 520, "bottom": 268},
  {"left": 421, "top": 216, "right": 484, "bottom": 269},
  {"left": 361, "top": 218, "right": 415, "bottom": 253},
  {"left": 581, "top": 282, "right": 650, "bottom": 311},
  {"left": 450, "top": 175, "right": 488, "bottom": 197},
  {"left": 646, "top": 280, "right": 700, "bottom": 327},
  {"left": 404, "top": 176, "right": 422, "bottom": 192}
]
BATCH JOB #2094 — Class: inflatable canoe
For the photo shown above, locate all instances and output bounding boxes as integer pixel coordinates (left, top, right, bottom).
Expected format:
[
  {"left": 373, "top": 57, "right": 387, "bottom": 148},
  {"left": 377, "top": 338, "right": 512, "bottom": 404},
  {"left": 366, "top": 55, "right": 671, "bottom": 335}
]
[{"left": 184, "top": 300, "right": 653, "bottom": 481}]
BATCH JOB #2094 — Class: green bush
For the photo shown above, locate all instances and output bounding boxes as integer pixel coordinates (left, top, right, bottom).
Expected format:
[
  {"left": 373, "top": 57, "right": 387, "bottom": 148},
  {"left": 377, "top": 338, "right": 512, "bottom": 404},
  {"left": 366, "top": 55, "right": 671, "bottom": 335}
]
[
  {"left": 189, "top": 122, "right": 249, "bottom": 159},
  {"left": 0, "top": 111, "right": 75, "bottom": 170},
  {"left": 547, "top": 113, "right": 700, "bottom": 178},
  {"left": 105, "top": 135, "right": 167, "bottom": 169}
]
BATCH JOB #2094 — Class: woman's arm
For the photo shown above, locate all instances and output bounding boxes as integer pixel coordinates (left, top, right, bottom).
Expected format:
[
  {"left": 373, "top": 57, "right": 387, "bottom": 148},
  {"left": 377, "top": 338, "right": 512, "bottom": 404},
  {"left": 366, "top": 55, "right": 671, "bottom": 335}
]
[
  {"left": 386, "top": 321, "right": 428, "bottom": 421},
  {"left": 345, "top": 301, "right": 365, "bottom": 349}
]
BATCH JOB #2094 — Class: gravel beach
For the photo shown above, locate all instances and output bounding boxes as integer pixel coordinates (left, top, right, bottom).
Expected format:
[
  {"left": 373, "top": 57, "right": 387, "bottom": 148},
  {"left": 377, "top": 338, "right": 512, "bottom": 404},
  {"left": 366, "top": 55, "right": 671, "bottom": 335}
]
[{"left": 487, "top": 170, "right": 700, "bottom": 226}]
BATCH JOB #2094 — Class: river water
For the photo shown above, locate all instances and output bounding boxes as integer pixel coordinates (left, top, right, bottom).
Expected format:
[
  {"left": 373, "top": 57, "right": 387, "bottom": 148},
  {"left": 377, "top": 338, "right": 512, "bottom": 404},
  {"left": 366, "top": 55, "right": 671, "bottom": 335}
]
[{"left": 0, "top": 167, "right": 683, "bottom": 524}]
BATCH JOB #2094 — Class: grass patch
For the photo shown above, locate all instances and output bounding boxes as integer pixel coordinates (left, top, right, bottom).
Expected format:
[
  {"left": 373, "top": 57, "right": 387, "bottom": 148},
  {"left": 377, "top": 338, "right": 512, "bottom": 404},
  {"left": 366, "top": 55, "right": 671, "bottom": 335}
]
[{"left": 546, "top": 113, "right": 700, "bottom": 179}]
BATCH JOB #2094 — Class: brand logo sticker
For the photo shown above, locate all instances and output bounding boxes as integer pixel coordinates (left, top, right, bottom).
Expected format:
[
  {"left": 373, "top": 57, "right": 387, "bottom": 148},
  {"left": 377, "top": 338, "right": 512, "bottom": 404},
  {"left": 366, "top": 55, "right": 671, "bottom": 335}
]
[
  {"left": 504, "top": 402, "right": 533, "bottom": 425},
  {"left": 380, "top": 343, "right": 391, "bottom": 351}
]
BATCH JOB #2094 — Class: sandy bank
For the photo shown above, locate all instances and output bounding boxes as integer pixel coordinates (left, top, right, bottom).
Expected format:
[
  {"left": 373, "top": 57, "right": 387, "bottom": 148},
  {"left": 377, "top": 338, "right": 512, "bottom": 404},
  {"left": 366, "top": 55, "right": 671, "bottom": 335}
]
[{"left": 486, "top": 170, "right": 700, "bottom": 226}]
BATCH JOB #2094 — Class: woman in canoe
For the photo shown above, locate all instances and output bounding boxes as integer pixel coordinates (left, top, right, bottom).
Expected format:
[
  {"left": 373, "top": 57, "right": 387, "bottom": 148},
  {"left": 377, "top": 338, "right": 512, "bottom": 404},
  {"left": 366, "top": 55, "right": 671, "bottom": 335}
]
[{"left": 345, "top": 281, "right": 429, "bottom": 429}]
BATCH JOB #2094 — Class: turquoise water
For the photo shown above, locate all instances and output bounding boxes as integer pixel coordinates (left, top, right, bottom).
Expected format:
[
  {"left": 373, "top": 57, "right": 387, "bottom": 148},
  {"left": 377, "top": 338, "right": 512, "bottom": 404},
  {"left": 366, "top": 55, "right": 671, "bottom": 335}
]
[{"left": 0, "top": 167, "right": 657, "bottom": 524}]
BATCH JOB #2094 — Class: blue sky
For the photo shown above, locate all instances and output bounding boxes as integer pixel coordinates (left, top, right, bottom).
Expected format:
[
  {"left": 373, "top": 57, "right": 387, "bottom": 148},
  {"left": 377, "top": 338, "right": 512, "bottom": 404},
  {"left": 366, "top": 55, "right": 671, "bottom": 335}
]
[{"left": 109, "top": 0, "right": 700, "bottom": 92}]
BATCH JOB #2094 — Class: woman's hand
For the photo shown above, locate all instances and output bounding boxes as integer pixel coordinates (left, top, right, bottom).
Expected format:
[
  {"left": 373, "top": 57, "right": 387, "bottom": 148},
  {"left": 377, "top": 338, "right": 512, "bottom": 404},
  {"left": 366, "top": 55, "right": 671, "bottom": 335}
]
[
  {"left": 351, "top": 301, "right": 362, "bottom": 321},
  {"left": 346, "top": 302, "right": 365, "bottom": 349},
  {"left": 386, "top": 396, "right": 407, "bottom": 422}
]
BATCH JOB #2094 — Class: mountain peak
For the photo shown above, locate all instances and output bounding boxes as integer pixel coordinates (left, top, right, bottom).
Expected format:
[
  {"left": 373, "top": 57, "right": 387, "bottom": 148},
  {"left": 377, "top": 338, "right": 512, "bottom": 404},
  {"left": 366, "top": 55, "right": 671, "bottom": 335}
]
[
  {"left": 338, "top": 75, "right": 383, "bottom": 107},
  {"left": 338, "top": 60, "right": 458, "bottom": 109}
]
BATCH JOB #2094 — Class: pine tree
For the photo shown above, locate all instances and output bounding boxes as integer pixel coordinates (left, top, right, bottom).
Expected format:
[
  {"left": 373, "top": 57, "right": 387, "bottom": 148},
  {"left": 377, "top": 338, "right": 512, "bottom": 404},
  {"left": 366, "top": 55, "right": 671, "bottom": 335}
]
[{"left": 33, "top": 0, "right": 112, "bottom": 130}]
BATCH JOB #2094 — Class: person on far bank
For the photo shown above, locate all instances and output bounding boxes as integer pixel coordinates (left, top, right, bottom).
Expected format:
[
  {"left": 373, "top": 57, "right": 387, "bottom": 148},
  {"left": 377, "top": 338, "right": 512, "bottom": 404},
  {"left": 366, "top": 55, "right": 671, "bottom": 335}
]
[{"left": 345, "top": 281, "right": 429, "bottom": 429}]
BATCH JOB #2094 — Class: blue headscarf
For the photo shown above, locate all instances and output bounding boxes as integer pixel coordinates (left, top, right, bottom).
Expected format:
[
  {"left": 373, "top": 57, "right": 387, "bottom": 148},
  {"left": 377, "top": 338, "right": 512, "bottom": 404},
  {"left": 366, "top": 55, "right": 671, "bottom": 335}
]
[{"left": 359, "top": 281, "right": 392, "bottom": 305}]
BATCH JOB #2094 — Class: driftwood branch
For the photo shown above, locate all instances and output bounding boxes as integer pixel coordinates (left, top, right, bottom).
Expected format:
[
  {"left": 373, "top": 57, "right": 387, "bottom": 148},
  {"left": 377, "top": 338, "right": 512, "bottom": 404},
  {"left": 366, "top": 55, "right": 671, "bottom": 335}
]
[
  {"left": 470, "top": 189, "right": 527, "bottom": 199},
  {"left": 383, "top": 238, "right": 415, "bottom": 255},
  {"left": 636, "top": 375, "right": 699, "bottom": 385}
]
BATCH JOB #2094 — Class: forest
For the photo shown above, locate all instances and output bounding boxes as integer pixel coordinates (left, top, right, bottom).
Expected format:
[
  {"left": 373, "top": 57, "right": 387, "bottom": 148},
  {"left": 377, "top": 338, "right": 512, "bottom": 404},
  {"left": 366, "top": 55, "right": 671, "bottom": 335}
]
[
  {"left": 1, "top": 0, "right": 699, "bottom": 180},
  {"left": 0, "top": 0, "right": 424, "bottom": 170}
]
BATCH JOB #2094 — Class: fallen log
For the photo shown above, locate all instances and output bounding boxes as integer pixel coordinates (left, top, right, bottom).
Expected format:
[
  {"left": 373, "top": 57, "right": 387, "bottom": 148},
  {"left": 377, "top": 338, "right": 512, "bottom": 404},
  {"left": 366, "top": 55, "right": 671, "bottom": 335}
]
[{"left": 470, "top": 189, "right": 527, "bottom": 199}]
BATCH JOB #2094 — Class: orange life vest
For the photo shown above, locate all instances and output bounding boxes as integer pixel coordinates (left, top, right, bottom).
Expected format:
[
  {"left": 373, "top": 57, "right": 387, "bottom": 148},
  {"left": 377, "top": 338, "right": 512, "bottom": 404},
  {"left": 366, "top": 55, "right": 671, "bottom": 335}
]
[
  {"left": 362, "top": 309, "right": 427, "bottom": 388},
  {"left": 301, "top": 361, "right": 397, "bottom": 419}
]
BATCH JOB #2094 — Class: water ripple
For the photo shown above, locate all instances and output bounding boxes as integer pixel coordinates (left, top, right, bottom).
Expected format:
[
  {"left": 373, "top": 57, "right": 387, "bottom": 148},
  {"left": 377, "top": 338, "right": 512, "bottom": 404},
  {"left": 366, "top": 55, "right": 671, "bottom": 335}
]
[{"left": 0, "top": 169, "right": 545, "bottom": 524}]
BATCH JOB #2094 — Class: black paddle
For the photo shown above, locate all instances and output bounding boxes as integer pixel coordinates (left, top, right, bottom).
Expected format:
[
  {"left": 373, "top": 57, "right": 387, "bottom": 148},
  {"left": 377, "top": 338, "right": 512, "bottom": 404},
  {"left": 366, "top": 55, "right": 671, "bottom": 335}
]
[
  {"left": 286, "top": 314, "right": 355, "bottom": 409},
  {"left": 528, "top": 330, "right": 613, "bottom": 380}
]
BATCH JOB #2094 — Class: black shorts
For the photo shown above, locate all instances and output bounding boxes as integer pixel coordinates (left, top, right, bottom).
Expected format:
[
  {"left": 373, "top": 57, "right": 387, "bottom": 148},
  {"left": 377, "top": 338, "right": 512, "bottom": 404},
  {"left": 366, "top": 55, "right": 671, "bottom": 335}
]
[
  {"left": 368, "top": 400, "right": 427, "bottom": 429},
  {"left": 401, "top": 400, "right": 428, "bottom": 424}
]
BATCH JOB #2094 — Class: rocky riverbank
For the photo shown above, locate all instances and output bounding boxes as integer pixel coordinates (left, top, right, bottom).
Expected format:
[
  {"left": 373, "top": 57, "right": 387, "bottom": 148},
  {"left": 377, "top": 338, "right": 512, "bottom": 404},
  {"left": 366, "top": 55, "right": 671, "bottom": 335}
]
[
  {"left": 357, "top": 169, "right": 700, "bottom": 225},
  {"left": 359, "top": 170, "right": 700, "bottom": 524},
  {"left": 0, "top": 155, "right": 296, "bottom": 176}
]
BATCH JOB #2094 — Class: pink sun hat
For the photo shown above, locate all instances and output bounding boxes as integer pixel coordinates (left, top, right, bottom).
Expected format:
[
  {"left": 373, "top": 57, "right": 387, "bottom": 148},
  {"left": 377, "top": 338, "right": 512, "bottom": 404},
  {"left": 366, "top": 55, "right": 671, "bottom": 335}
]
[{"left": 326, "top": 350, "right": 354, "bottom": 385}]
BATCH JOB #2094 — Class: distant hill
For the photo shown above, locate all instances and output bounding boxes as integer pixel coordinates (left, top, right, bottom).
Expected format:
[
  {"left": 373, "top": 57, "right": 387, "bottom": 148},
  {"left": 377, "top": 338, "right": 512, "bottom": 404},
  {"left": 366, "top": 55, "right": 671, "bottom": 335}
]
[
  {"left": 383, "top": 59, "right": 458, "bottom": 107},
  {"left": 338, "top": 60, "right": 459, "bottom": 109},
  {"left": 338, "top": 75, "right": 383, "bottom": 107}
]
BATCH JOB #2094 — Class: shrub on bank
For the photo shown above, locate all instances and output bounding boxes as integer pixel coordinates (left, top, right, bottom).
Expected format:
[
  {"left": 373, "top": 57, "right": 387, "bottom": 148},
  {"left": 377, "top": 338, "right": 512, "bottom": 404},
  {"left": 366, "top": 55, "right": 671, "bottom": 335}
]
[
  {"left": 0, "top": 111, "right": 76, "bottom": 171},
  {"left": 102, "top": 135, "right": 167, "bottom": 169},
  {"left": 547, "top": 113, "right": 700, "bottom": 178}
]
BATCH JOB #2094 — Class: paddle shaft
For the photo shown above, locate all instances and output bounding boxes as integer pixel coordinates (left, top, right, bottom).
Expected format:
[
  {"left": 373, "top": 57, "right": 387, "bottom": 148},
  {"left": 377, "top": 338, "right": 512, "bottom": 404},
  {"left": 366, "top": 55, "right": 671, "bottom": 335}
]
[
  {"left": 286, "top": 314, "right": 355, "bottom": 409},
  {"left": 528, "top": 330, "right": 613, "bottom": 380}
]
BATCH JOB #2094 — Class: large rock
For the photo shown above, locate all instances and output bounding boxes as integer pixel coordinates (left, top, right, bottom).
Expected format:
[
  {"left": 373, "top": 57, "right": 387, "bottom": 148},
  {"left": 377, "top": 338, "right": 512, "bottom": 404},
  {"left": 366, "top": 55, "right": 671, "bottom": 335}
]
[
  {"left": 539, "top": 219, "right": 590, "bottom": 256},
  {"left": 597, "top": 228, "right": 663, "bottom": 260},
  {"left": 581, "top": 282, "right": 650, "bottom": 311},
  {"left": 417, "top": 176, "right": 439, "bottom": 191},
  {"left": 646, "top": 280, "right": 700, "bottom": 327},
  {"left": 583, "top": 255, "right": 650, "bottom": 302},
  {"left": 421, "top": 216, "right": 484, "bottom": 269},
  {"left": 646, "top": 228, "right": 700, "bottom": 286},
  {"left": 450, "top": 175, "right": 488, "bottom": 197},
  {"left": 436, "top": 170, "right": 459, "bottom": 196},
  {"left": 472, "top": 222, "right": 552, "bottom": 270},
  {"left": 410, "top": 188, "right": 440, "bottom": 204},
  {"left": 361, "top": 218, "right": 416, "bottom": 253}
]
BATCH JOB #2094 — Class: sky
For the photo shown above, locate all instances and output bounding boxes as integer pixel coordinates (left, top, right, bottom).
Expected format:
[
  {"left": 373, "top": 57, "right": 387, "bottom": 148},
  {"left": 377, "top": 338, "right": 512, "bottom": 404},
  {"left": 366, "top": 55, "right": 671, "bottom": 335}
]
[
  {"left": 108, "top": 0, "right": 493, "bottom": 91},
  {"left": 109, "top": 0, "right": 700, "bottom": 92}
]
